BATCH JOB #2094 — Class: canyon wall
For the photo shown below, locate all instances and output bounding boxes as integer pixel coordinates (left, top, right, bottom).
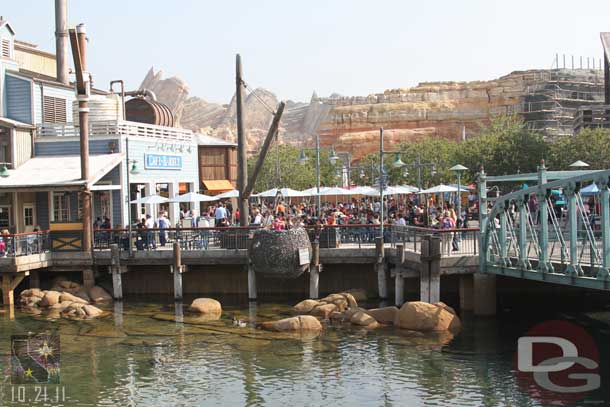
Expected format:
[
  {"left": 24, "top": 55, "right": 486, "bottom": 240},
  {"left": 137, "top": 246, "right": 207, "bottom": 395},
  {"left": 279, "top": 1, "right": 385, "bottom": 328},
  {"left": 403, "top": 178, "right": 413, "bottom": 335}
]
[{"left": 139, "top": 68, "right": 604, "bottom": 160}]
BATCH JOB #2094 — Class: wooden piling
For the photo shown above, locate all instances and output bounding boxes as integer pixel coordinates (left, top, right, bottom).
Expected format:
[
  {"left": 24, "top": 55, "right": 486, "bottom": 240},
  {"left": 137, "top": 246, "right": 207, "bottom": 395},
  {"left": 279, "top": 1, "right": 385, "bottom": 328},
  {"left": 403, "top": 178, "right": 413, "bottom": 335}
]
[
  {"left": 2, "top": 273, "right": 26, "bottom": 306},
  {"left": 310, "top": 242, "right": 320, "bottom": 299},
  {"left": 375, "top": 237, "right": 387, "bottom": 299},
  {"left": 172, "top": 242, "right": 183, "bottom": 301},
  {"left": 110, "top": 244, "right": 123, "bottom": 300},
  {"left": 247, "top": 264, "right": 257, "bottom": 301},
  {"left": 420, "top": 235, "right": 441, "bottom": 303},
  {"left": 395, "top": 244, "right": 405, "bottom": 306}
]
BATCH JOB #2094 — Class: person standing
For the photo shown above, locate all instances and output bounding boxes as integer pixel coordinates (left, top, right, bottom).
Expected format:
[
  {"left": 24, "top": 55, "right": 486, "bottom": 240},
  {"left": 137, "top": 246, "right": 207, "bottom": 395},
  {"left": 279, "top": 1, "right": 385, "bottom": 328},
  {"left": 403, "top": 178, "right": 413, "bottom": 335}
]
[
  {"left": 145, "top": 214, "right": 156, "bottom": 249},
  {"left": 157, "top": 211, "right": 169, "bottom": 247},
  {"left": 215, "top": 202, "right": 228, "bottom": 227}
]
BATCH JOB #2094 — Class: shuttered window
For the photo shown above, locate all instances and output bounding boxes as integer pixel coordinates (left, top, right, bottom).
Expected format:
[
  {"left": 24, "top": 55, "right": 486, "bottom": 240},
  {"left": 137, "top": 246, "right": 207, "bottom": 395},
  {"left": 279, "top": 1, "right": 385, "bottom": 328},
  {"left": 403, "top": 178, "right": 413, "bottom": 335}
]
[
  {"left": 1, "top": 39, "right": 10, "bottom": 58},
  {"left": 43, "top": 96, "right": 67, "bottom": 123}
]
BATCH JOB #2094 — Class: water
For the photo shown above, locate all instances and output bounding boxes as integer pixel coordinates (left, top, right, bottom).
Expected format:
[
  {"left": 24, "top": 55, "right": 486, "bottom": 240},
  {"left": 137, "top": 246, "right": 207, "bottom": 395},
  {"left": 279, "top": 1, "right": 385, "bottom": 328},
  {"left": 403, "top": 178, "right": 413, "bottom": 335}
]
[{"left": 0, "top": 298, "right": 609, "bottom": 407}]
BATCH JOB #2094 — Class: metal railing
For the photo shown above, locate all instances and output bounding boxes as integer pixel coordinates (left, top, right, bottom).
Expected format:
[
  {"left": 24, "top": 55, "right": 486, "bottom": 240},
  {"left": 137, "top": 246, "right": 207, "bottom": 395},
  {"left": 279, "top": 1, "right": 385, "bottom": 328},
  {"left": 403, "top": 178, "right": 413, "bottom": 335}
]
[
  {"left": 37, "top": 120, "right": 193, "bottom": 142},
  {"left": 0, "top": 231, "right": 50, "bottom": 257},
  {"left": 388, "top": 226, "right": 479, "bottom": 256}
]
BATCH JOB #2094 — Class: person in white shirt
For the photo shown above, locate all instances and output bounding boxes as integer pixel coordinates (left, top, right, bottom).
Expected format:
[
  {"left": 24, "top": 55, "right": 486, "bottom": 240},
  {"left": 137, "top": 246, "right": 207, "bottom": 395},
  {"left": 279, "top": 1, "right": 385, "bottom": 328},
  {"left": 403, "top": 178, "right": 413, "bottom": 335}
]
[
  {"left": 144, "top": 214, "right": 156, "bottom": 249},
  {"left": 252, "top": 209, "right": 263, "bottom": 225},
  {"left": 214, "top": 203, "right": 228, "bottom": 226}
]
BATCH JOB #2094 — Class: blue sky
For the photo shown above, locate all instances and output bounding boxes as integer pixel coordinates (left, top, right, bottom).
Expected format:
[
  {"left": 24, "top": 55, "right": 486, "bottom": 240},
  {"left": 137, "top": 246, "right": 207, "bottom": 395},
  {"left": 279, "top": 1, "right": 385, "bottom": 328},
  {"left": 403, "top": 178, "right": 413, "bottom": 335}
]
[{"left": 3, "top": 0, "right": 610, "bottom": 103}]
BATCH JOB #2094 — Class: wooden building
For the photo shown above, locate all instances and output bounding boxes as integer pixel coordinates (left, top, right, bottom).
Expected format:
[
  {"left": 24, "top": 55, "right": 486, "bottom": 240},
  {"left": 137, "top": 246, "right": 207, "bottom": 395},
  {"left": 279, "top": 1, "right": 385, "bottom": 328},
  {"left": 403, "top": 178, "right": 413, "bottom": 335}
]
[{"left": 196, "top": 134, "right": 237, "bottom": 194}]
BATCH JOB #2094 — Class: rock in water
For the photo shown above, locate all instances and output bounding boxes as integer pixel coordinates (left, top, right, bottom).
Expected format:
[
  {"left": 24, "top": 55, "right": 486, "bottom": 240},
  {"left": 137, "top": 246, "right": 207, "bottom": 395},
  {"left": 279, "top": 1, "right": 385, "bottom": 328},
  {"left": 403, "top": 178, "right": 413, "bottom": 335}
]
[
  {"left": 189, "top": 298, "right": 222, "bottom": 315},
  {"left": 293, "top": 299, "right": 320, "bottom": 314},
  {"left": 365, "top": 306, "right": 399, "bottom": 325},
  {"left": 350, "top": 311, "right": 379, "bottom": 328},
  {"left": 250, "top": 228, "right": 312, "bottom": 278},
  {"left": 39, "top": 291, "right": 61, "bottom": 307},
  {"left": 59, "top": 292, "right": 88, "bottom": 304},
  {"left": 394, "top": 301, "right": 461, "bottom": 332},
  {"left": 260, "top": 315, "right": 322, "bottom": 332},
  {"left": 88, "top": 286, "right": 112, "bottom": 303}
]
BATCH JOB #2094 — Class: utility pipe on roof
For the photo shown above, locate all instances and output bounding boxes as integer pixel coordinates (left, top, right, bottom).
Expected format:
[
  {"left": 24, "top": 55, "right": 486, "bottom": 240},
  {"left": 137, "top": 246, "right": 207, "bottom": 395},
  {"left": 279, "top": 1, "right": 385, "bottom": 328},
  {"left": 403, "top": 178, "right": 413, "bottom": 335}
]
[
  {"left": 124, "top": 89, "right": 157, "bottom": 101},
  {"left": 54, "top": 0, "right": 70, "bottom": 85}
]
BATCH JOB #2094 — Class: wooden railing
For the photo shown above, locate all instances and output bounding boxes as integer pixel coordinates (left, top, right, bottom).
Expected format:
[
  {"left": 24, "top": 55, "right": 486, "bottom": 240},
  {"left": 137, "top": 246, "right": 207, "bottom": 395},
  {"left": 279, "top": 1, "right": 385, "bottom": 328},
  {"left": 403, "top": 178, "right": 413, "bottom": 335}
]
[{"left": 37, "top": 120, "right": 193, "bottom": 142}]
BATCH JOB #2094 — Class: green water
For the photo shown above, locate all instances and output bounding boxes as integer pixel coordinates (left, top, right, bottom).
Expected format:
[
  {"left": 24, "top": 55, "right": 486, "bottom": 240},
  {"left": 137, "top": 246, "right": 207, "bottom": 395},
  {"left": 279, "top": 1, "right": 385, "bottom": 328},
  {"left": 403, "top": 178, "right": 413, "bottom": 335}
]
[{"left": 0, "top": 298, "right": 608, "bottom": 407}]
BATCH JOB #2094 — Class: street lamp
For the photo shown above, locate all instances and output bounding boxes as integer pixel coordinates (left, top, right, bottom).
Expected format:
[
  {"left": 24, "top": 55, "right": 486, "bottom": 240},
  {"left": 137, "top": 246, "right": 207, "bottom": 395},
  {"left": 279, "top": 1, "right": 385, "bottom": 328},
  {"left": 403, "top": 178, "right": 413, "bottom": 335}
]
[
  {"left": 450, "top": 164, "right": 468, "bottom": 220},
  {"left": 392, "top": 153, "right": 405, "bottom": 168},
  {"left": 328, "top": 147, "right": 339, "bottom": 165},
  {"left": 0, "top": 162, "right": 10, "bottom": 178}
]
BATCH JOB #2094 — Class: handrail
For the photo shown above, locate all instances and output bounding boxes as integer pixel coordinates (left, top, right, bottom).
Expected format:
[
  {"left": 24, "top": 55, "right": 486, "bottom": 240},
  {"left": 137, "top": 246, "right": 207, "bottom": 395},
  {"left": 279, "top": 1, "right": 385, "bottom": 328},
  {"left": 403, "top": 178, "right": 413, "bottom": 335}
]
[{"left": 2, "top": 230, "right": 50, "bottom": 238}]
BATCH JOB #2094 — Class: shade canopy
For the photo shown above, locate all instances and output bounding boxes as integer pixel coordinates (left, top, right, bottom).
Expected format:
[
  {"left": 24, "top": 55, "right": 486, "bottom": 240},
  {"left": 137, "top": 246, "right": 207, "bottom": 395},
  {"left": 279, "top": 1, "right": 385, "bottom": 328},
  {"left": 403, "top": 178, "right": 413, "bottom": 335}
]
[
  {"left": 569, "top": 160, "right": 590, "bottom": 168},
  {"left": 315, "top": 186, "right": 353, "bottom": 196},
  {"left": 214, "top": 189, "right": 239, "bottom": 199},
  {"left": 448, "top": 183, "right": 475, "bottom": 191},
  {"left": 254, "top": 187, "right": 308, "bottom": 198},
  {"left": 170, "top": 192, "right": 216, "bottom": 203},
  {"left": 419, "top": 184, "right": 459, "bottom": 194},
  {"left": 580, "top": 183, "right": 599, "bottom": 195},
  {"left": 130, "top": 194, "right": 169, "bottom": 204},
  {"left": 202, "top": 180, "right": 234, "bottom": 193}
]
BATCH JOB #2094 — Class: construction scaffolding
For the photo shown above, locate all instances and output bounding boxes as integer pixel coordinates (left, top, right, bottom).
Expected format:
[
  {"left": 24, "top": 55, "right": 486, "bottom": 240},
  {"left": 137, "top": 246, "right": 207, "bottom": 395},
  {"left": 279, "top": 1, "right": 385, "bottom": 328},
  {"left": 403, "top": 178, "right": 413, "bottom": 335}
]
[{"left": 520, "top": 69, "right": 605, "bottom": 138}]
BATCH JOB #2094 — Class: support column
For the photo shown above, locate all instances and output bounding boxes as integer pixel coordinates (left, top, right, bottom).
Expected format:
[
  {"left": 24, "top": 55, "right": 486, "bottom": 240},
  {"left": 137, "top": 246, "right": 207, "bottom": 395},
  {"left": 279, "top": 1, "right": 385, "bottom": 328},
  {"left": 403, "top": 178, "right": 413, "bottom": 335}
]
[
  {"left": 29, "top": 270, "right": 40, "bottom": 289},
  {"left": 110, "top": 244, "right": 123, "bottom": 300},
  {"left": 517, "top": 199, "right": 531, "bottom": 270},
  {"left": 395, "top": 244, "right": 405, "bottom": 306},
  {"left": 459, "top": 274, "right": 474, "bottom": 311},
  {"left": 144, "top": 182, "right": 156, "bottom": 218},
  {"left": 309, "top": 242, "right": 320, "bottom": 299},
  {"left": 473, "top": 273, "right": 496, "bottom": 316},
  {"left": 168, "top": 181, "right": 180, "bottom": 227},
  {"left": 82, "top": 268, "right": 95, "bottom": 290},
  {"left": 113, "top": 301, "right": 124, "bottom": 327},
  {"left": 565, "top": 184, "right": 583, "bottom": 276},
  {"left": 499, "top": 210, "right": 509, "bottom": 266},
  {"left": 420, "top": 235, "right": 441, "bottom": 303},
  {"left": 2, "top": 273, "right": 26, "bottom": 306},
  {"left": 537, "top": 191, "right": 552, "bottom": 273},
  {"left": 375, "top": 237, "right": 387, "bottom": 300},
  {"left": 248, "top": 264, "right": 257, "bottom": 301},
  {"left": 172, "top": 242, "right": 183, "bottom": 301},
  {"left": 598, "top": 178, "right": 610, "bottom": 279}
]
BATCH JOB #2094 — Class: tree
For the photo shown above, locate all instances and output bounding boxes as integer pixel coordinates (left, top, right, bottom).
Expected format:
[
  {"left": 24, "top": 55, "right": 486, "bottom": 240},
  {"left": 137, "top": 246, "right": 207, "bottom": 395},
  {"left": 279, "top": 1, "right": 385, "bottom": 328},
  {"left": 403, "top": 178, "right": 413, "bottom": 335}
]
[{"left": 548, "top": 128, "right": 610, "bottom": 170}]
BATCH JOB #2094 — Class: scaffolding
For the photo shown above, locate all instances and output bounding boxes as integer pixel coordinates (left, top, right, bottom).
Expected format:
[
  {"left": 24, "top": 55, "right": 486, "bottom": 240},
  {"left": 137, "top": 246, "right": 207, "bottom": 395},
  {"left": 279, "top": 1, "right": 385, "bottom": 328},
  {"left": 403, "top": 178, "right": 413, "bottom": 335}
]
[{"left": 520, "top": 69, "right": 605, "bottom": 138}]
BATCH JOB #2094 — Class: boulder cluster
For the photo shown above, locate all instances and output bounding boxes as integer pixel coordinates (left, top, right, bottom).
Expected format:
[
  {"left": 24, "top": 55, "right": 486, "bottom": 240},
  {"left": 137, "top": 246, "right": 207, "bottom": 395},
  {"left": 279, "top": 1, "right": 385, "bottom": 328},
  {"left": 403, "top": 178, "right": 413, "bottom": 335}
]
[
  {"left": 19, "top": 280, "right": 112, "bottom": 320},
  {"left": 286, "top": 292, "right": 461, "bottom": 333}
]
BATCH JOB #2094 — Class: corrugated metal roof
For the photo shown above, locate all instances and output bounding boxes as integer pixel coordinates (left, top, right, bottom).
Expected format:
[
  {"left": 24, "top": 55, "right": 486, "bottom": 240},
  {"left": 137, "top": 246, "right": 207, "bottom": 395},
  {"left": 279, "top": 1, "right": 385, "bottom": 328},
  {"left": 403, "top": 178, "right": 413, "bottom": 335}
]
[
  {"left": 0, "top": 153, "right": 123, "bottom": 189},
  {"left": 6, "top": 69, "right": 108, "bottom": 94},
  {"left": 195, "top": 133, "right": 237, "bottom": 147}
]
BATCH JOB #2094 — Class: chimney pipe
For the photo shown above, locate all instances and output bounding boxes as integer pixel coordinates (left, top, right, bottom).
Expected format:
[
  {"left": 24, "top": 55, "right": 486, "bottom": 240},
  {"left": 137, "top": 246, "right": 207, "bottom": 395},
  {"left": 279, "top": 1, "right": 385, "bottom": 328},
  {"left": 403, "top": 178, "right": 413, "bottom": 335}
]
[{"left": 55, "top": 0, "right": 69, "bottom": 85}]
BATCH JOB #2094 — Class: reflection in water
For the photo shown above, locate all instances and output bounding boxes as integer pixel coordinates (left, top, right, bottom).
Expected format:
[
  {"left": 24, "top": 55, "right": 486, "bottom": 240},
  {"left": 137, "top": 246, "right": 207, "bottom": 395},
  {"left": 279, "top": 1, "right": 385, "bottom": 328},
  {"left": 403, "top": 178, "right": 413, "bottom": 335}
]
[{"left": 0, "top": 299, "right": 608, "bottom": 406}]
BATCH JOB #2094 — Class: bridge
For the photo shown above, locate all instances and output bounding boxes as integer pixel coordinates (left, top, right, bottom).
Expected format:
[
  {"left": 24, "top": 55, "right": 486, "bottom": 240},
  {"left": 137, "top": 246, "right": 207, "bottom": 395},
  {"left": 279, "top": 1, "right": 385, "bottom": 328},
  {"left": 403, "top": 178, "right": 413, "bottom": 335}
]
[{"left": 479, "top": 162, "right": 610, "bottom": 291}]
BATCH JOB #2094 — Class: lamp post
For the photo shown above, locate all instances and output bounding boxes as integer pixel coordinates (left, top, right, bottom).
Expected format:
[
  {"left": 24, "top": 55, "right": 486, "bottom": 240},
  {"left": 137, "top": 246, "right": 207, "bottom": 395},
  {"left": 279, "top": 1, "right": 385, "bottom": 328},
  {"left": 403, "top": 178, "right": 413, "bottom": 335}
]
[
  {"left": 299, "top": 134, "right": 336, "bottom": 217},
  {"left": 0, "top": 162, "right": 11, "bottom": 178},
  {"left": 450, "top": 164, "right": 468, "bottom": 221}
]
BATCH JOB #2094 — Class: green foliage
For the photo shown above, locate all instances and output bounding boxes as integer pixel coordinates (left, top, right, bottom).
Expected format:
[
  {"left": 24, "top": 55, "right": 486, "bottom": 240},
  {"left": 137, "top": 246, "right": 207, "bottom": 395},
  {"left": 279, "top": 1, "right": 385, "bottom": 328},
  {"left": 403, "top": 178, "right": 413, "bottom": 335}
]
[
  {"left": 548, "top": 128, "right": 610, "bottom": 170},
  {"left": 247, "top": 144, "right": 339, "bottom": 191}
]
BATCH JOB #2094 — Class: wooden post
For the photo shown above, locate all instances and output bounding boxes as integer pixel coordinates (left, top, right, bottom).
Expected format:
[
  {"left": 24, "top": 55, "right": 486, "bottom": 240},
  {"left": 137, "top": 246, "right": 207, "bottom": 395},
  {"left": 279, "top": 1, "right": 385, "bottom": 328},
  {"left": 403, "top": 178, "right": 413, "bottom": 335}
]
[
  {"left": 395, "top": 244, "right": 405, "bottom": 306},
  {"left": 420, "top": 235, "right": 441, "bottom": 303},
  {"left": 82, "top": 268, "right": 95, "bottom": 290},
  {"left": 110, "top": 244, "right": 122, "bottom": 300},
  {"left": 236, "top": 54, "right": 249, "bottom": 226},
  {"left": 2, "top": 273, "right": 26, "bottom": 306},
  {"left": 309, "top": 242, "right": 320, "bottom": 299},
  {"left": 113, "top": 300, "right": 123, "bottom": 326},
  {"left": 247, "top": 264, "right": 257, "bottom": 301},
  {"left": 375, "top": 237, "right": 387, "bottom": 299},
  {"left": 172, "top": 242, "right": 183, "bottom": 301}
]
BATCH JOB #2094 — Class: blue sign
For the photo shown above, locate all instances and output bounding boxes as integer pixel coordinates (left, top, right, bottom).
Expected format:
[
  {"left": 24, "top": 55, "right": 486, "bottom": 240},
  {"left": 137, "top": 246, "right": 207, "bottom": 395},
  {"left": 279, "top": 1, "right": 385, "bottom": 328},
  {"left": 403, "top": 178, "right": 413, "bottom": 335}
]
[{"left": 144, "top": 154, "right": 182, "bottom": 170}]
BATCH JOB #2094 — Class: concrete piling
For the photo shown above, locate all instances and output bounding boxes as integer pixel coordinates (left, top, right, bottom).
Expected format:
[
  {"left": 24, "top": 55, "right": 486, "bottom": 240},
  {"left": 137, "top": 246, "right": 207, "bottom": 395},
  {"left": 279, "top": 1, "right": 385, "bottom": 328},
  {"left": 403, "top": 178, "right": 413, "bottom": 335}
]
[
  {"left": 375, "top": 237, "right": 387, "bottom": 299},
  {"left": 248, "top": 264, "right": 257, "bottom": 301},
  {"left": 473, "top": 273, "right": 496, "bottom": 316},
  {"left": 309, "top": 242, "right": 320, "bottom": 299},
  {"left": 420, "top": 235, "right": 441, "bottom": 303},
  {"left": 110, "top": 244, "right": 123, "bottom": 300},
  {"left": 172, "top": 242, "right": 184, "bottom": 301}
]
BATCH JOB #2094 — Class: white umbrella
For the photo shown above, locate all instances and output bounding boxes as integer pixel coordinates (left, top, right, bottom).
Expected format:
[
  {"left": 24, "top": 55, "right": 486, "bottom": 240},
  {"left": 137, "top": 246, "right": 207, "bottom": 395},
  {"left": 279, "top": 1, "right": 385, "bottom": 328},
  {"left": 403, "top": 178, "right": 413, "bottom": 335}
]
[
  {"left": 254, "top": 187, "right": 308, "bottom": 198},
  {"left": 316, "top": 186, "right": 353, "bottom": 196},
  {"left": 300, "top": 186, "right": 328, "bottom": 196},
  {"left": 394, "top": 185, "right": 419, "bottom": 194},
  {"left": 419, "top": 184, "right": 458, "bottom": 194},
  {"left": 130, "top": 194, "right": 169, "bottom": 204},
  {"left": 350, "top": 186, "right": 379, "bottom": 196},
  {"left": 213, "top": 189, "right": 239, "bottom": 199},
  {"left": 170, "top": 192, "right": 216, "bottom": 203}
]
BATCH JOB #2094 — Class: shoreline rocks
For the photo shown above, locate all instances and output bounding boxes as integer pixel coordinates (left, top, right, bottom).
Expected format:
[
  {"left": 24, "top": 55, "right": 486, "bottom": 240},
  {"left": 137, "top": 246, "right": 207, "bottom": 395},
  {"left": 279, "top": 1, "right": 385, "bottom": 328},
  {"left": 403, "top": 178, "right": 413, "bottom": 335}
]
[
  {"left": 19, "top": 281, "right": 111, "bottom": 320},
  {"left": 394, "top": 301, "right": 461, "bottom": 332},
  {"left": 259, "top": 315, "right": 322, "bottom": 332},
  {"left": 189, "top": 298, "right": 222, "bottom": 321}
]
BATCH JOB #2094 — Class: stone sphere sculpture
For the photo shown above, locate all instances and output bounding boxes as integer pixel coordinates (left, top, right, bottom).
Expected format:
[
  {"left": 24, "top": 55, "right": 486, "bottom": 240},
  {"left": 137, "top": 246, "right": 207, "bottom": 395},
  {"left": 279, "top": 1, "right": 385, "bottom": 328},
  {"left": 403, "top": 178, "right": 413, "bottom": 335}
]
[{"left": 250, "top": 228, "right": 312, "bottom": 278}]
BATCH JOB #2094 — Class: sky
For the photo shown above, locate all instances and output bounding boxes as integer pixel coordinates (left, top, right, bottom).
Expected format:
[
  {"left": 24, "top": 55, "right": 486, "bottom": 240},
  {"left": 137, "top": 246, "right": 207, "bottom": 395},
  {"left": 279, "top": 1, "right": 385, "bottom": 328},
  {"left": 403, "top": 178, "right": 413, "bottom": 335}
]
[{"left": 3, "top": 0, "right": 610, "bottom": 103}]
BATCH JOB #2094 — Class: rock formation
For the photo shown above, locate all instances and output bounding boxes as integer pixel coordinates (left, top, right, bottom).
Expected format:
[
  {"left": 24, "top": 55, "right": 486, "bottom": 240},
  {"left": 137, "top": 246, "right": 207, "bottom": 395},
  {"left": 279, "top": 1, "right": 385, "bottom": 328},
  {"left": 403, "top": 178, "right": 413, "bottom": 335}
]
[{"left": 139, "top": 68, "right": 604, "bottom": 160}]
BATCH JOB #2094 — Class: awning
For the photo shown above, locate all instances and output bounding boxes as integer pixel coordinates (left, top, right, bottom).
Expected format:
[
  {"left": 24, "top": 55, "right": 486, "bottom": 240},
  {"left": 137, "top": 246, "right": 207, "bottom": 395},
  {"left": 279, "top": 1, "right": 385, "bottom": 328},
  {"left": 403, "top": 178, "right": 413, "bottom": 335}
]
[
  {"left": 0, "top": 153, "right": 124, "bottom": 190},
  {"left": 202, "top": 179, "right": 234, "bottom": 193}
]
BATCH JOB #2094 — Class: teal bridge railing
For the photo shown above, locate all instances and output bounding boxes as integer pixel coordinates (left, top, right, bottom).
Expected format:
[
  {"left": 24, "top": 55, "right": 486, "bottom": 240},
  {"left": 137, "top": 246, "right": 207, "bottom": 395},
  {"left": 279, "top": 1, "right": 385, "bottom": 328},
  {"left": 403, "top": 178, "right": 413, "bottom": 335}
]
[{"left": 478, "top": 162, "right": 610, "bottom": 290}]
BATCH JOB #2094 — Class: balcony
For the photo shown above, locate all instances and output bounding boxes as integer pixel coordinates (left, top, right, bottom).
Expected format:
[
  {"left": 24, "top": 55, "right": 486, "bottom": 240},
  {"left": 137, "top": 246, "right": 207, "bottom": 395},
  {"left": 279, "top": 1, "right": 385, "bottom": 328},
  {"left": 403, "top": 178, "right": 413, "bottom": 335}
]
[{"left": 36, "top": 120, "right": 193, "bottom": 142}]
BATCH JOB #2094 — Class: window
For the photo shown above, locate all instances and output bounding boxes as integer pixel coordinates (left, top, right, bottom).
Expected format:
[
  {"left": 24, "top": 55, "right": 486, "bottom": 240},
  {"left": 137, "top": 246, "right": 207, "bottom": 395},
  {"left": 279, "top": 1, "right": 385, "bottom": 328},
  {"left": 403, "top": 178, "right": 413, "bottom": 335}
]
[
  {"left": 24, "top": 206, "right": 34, "bottom": 227},
  {"left": 53, "top": 192, "right": 70, "bottom": 222},
  {"left": 43, "top": 96, "right": 67, "bottom": 123},
  {"left": 0, "top": 206, "right": 10, "bottom": 229},
  {"left": 1, "top": 39, "right": 10, "bottom": 58}
]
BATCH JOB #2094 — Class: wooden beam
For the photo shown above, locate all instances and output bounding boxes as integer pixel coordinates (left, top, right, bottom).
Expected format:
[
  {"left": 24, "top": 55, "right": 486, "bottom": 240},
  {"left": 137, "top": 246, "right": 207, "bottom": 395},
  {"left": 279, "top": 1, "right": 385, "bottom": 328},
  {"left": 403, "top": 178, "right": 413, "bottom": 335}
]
[{"left": 2, "top": 273, "right": 26, "bottom": 305}]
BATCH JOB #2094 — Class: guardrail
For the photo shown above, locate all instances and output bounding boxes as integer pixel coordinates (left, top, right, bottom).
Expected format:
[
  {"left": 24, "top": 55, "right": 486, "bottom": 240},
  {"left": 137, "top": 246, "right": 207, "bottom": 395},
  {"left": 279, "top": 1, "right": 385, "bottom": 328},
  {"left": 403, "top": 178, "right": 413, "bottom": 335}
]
[
  {"left": 0, "top": 231, "right": 50, "bottom": 257},
  {"left": 389, "top": 226, "right": 479, "bottom": 256},
  {"left": 37, "top": 120, "right": 193, "bottom": 142}
]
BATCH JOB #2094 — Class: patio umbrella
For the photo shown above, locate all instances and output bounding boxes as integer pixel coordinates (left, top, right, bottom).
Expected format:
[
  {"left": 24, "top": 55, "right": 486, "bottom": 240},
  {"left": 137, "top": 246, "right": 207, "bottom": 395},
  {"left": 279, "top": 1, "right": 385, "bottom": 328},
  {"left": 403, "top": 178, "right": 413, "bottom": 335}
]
[
  {"left": 213, "top": 189, "right": 239, "bottom": 199},
  {"left": 315, "top": 186, "right": 353, "bottom": 196},
  {"left": 170, "top": 192, "right": 216, "bottom": 203},
  {"left": 419, "top": 184, "right": 458, "bottom": 194},
  {"left": 254, "top": 188, "right": 308, "bottom": 197},
  {"left": 350, "top": 186, "right": 379, "bottom": 196},
  {"left": 130, "top": 194, "right": 169, "bottom": 204},
  {"left": 580, "top": 183, "right": 599, "bottom": 196}
]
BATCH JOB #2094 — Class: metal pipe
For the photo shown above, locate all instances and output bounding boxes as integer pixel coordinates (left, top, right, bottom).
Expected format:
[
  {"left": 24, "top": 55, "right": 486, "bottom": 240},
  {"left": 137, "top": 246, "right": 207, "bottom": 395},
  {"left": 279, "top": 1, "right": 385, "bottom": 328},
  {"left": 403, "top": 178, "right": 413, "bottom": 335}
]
[
  {"left": 110, "top": 80, "right": 126, "bottom": 120},
  {"left": 54, "top": 0, "right": 69, "bottom": 85},
  {"left": 236, "top": 54, "right": 249, "bottom": 226},
  {"left": 126, "top": 137, "right": 132, "bottom": 256},
  {"left": 316, "top": 133, "right": 321, "bottom": 217},
  {"left": 124, "top": 89, "right": 157, "bottom": 101},
  {"left": 379, "top": 127, "right": 384, "bottom": 241}
]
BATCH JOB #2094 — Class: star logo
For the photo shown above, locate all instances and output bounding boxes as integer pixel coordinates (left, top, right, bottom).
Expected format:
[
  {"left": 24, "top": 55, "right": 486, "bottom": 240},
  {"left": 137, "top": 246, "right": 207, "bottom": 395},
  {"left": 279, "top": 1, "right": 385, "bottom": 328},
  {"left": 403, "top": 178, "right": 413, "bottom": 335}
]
[
  {"left": 24, "top": 368, "right": 33, "bottom": 377},
  {"left": 36, "top": 341, "right": 54, "bottom": 359}
]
